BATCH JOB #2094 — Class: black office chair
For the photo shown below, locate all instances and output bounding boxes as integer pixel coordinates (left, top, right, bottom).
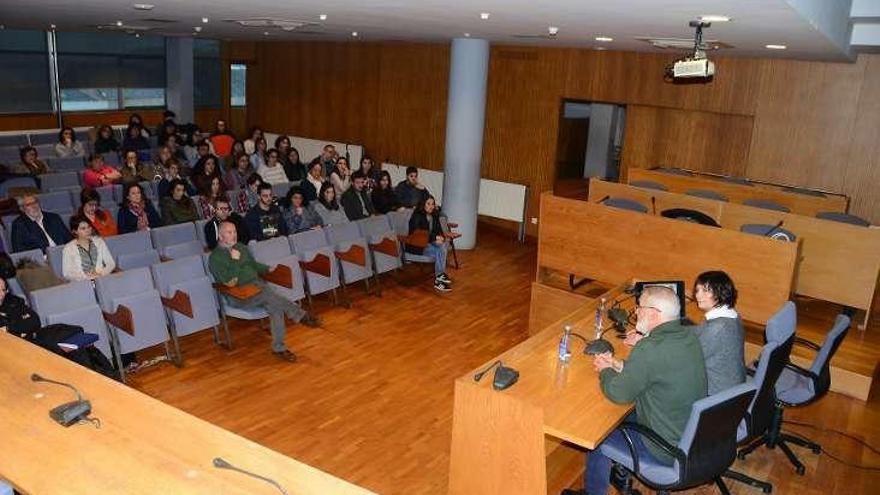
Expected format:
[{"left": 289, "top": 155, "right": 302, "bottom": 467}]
[
  {"left": 596, "top": 382, "right": 757, "bottom": 495},
  {"left": 723, "top": 301, "right": 796, "bottom": 493},
  {"left": 738, "top": 313, "right": 851, "bottom": 475}
]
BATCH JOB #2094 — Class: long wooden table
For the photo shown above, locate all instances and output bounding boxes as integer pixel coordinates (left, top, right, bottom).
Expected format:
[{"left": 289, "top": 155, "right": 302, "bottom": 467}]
[
  {"left": 449, "top": 284, "right": 634, "bottom": 495},
  {"left": 0, "top": 332, "right": 375, "bottom": 495},
  {"left": 627, "top": 168, "right": 849, "bottom": 217},
  {"left": 587, "top": 178, "right": 880, "bottom": 329}
]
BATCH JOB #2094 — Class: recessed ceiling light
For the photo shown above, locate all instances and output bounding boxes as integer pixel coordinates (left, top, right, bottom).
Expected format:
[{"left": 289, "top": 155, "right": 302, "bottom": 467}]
[
  {"left": 263, "top": 31, "right": 269, "bottom": 36},
  {"left": 697, "top": 15, "right": 731, "bottom": 23},
  {"left": 352, "top": 31, "right": 358, "bottom": 37},
  {"left": 50, "top": 24, "right": 56, "bottom": 29},
  {"left": 766, "top": 44, "right": 787, "bottom": 50},
  {"left": 548, "top": 26, "right": 559, "bottom": 36},
  {"left": 132, "top": 3, "right": 154, "bottom": 10},
  {"left": 464, "top": 32, "right": 470, "bottom": 37},
  {"left": 319, "top": 14, "right": 327, "bottom": 21},
  {"left": 202, "top": 17, "right": 209, "bottom": 23},
  {"left": 0, "top": 25, "right": 5, "bottom": 30},
  {"left": 116, "top": 20, "right": 124, "bottom": 27},
  {"left": 194, "top": 26, "right": 202, "bottom": 32},
  {"left": 595, "top": 36, "right": 613, "bottom": 42},
  {"left": 135, "top": 33, "right": 140, "bottom": 38},
  {"left": 480, "top": 12, "right": 490, "bottom": 20}
]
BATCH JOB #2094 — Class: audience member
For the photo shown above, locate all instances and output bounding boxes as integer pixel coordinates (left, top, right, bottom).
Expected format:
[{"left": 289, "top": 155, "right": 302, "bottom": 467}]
[
  {"left": 360, "top": 156, "right": 380, "bottom": 191},
  {"left": 128, "top": 113, "right": 151, "bottom": 137},
  {"left": 256, "top": 148, "right": 289, "bottom": 185},
  {"left": 204, "top": 198, "right": 248, "bottom": 250},
  {"left": 160, "top": 179, "right": 200, "bottom": 225},
  {"left": 245, "top": 182, "right": 288, "bottom": 241},
  {"left": 117, "top": 183, "right": 162, "bottom": 234},
  {"left": 122, "top": 124, "right": 150, "bottom": 151},
  {"left": 93, "top": 124, "right": 120, "bottom": 155},
  {"left": 190, "top": 140, "right": 212, "bottom": 168},
  {"left": 575, "top": 287, "right": 707, "bottom": 495},
  {"left": 282, "top": 187, "right": 323, "bottom": 234},
  {"left": 165, "top": 134, "right": 189, "bottom": 165},
  {"left": 209, "top": 119, "right": 236, "bottom": 158},
  {"left": 244, "top": 173, "right": 263, "bottom": 210},
  {"left": 154, "top": 110, "right": 175, "bottom": 137},
  {"left": 192, "top": 155, "right": 222, "bottom": 194},
  {"left": 341, "top": 170, "right": 376, "bottom": 221},
  {"left": 157, "top": 160, "right": 195, "bottom": 198},
  {"left": 11, "top": 195, "right": 72, "bottom": 253},
  {"left": 153, "top": 145, "right": 175, "bottom": 174},
  {"left": 372, "top": 171, "right": 403, "bottom": 214},
  {"left": 208, "top": 222, "right": 319, "bottom": 362},
  {"left": 316, "top": 144, "right": 337, "bottom": 176},
  {"left": 157, "top": 120, "right": 179, "bottom": 146},
  {"left": 61, "top": 214, "right": 115, "bottom": 281},
  {"left": 329, "top": 156, "right": 352, "bottom": 197},
  {"left": 232, "top": 139, "right": 246, "bottom": 157},
  {"left": 54, "top": 126, "right": 85, "bottom": 158},
  {"left": 302, "top": 160, "right": 324, "bottom": 202},
  {"left": 119, "top": 149, "right": 156, "bottom": 184},
  {"left": 691, "top": 271, "right": 746, "bottom": 395},
  {"left": 13, "top": 146, "right": 50, "bottom": 176},
  {"left": 274, "top": 135, "right": 292, "bottom": 165},
  {"left": 78, "top": 188, "right": 117, "bottom": 238},
  {"left": 82, "top": 154, "right": 122, "bottom": 189},
  {"left": 225, "top": 153, "right": 253, "bottom": 191},
  {"left": 406, "top": 195, "right": 451, "bottom": 292},
  {"left": 395, "top": 166, "right": 429, "bottom": 208},
  {"left": 243, "top": 127, "right": 264, "bottom": 155},
  {"left": 313, "top": 182, "right": 349, "bottom": 226},
  {"left": 197, "top": 176, "right": 226, "bottom": 219},
  {"left": 250, "top": 137, "right": 268, "bottom": 170},
  {"left": 283, "top": 147, "right": 307, "bottom": 182}
]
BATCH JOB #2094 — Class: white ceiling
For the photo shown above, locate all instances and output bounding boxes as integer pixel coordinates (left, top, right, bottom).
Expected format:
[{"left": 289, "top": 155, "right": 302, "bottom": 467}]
[{"left": 0, "top": 0, "right": 858, "bottom": 61}]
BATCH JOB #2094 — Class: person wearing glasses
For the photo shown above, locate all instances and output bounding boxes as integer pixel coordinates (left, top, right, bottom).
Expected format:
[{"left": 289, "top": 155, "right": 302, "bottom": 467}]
[
  {"left": 10, "top": 195, "right": 72, "bottom": 253},
  {"left": 204, "top": 197, "right": 249, "bottom": 250},
  {"left": 564, "top": 286, "right": 707, "bottom": 495}
]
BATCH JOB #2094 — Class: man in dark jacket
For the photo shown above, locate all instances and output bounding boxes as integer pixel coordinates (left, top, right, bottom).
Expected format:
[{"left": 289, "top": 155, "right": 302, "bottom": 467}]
[
  {"left": 204, "top": 197, "right": 249, "bottom": 249},
  {"left": 341, "top": 171, "right": 376, "bottom": 221},
  {"left": 244, "top": 182, "right": 288, "bottom": 241},
  {"left": 11, "top": 194, "right": 72, "bottom": 253},
  {"left": 566, "top": 286, "right": 707, "bottom": 495},
  {"left": 394, "top": 166, "right": 430, "bottom": 208}
]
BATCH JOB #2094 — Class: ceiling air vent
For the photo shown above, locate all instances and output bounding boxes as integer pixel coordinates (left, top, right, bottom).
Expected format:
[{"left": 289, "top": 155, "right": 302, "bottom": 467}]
[
  {"left": 635, "top": 36, "right": 732, "bottom": 50},
  {"left": 223, "top": 18, "right": 321, "bottom": 32}
]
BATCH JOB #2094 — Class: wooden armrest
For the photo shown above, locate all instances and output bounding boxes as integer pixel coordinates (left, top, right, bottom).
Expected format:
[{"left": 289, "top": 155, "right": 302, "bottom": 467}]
[
  {"left": 103, "top": 305, "right": 134, "bottom": 337},
  {"left": 161, "top": 290, "right": 193, "bottom": 318},
  {"left": 444, "top": 232, "right": 462, "bottom": 240},
  {"left": 299, "top": 253, "right": 332, "bottom": 277},
  {"left": 213, "top": 283, "right": 263, "bottom": 300},
  {"left": 398, "top": 229, "right": 429, "bottom": 248},
  {"left": 260, "top": 264, "right": 293, "bottom": 289},
  {"left": 159, "top": 255, "right": 171, "bottom": 262},
  {"left": 370, "top": 237, "right": 399, "bottom": 257},
  {"left": 336, "top": 244, "right": 367, "bottom": 267}
]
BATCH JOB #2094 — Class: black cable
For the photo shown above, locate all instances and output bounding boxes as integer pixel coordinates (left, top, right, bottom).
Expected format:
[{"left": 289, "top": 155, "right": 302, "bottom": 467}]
[
  {"left": 783, "top": 420, "right": 880, "bottom": 455},
  {"left": 780, "top": 424, "right": 880, "bottom": 471}
]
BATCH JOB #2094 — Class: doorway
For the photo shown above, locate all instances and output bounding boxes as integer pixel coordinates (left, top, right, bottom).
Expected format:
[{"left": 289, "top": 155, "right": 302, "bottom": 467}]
[{"left": 554, "top": 100, "right": 626, "bottom": 199}]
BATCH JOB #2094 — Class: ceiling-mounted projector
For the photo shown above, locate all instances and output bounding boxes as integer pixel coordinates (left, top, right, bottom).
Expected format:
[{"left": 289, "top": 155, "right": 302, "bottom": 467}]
[{"left": 666, "top": 21, "right": 715, "bottom": 82}]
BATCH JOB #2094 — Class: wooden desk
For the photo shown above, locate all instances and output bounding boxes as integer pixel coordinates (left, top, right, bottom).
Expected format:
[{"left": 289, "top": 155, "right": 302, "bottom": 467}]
[
  {"left": 627, "top": 168, "right": 848, "bottom": 217},
  {"left": 449, "top": 284, "right": 634, "bottom": 495},
  {"left": 0, "top": 332, "right": 375, "bottom": 495}
]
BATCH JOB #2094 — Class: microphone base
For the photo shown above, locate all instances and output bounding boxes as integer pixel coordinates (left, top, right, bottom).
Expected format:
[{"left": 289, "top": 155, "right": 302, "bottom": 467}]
[
  {"left": 492, "top": 366, "right": 519, "bottom": 391},
  {"left": 49, "top": 400, "right": 92, "bottom": 427},
  {"left": 584, "top": 338, "right": 615, "bottom": 356}
]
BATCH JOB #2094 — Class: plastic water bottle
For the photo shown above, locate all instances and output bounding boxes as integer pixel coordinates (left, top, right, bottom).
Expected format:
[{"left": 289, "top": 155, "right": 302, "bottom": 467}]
[
  {"left": 595, "top": 298, "right": 606, "bottom": 340},
  {"left": 558, "top": 325, "right": 572, "bottom": 362}
]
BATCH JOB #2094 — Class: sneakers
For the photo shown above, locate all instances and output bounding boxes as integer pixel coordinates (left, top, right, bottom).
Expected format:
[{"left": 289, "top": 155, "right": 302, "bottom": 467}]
[
  {"left": 274, "top": 349, "right": 298, "bottom": 362},
  {"left": 434, "top": 278, "right": 452, "bottom": 292},
  {"left": 437, "top": 272, "right": 452, "bottom": 285},
  {"left": 300, "top": 313, "right": 321, "bottom": 328}
]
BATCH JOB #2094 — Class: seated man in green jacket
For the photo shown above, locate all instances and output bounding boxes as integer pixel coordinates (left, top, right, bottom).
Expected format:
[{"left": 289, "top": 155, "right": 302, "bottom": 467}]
[
  {"left": 567, "top": 286, "right": 707, "bottom": 495},
  {"left": 208, "top": 221, "right": 319, "bottom": 362}
]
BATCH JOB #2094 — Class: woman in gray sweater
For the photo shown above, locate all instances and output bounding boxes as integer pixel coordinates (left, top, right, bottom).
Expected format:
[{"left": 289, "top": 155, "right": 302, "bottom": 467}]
[{"left": 692, "top": 271, "right": 746, "bottom": 395}]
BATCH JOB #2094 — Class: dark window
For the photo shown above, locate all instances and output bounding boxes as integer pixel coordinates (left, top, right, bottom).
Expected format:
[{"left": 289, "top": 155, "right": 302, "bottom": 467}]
[
  {"left": 194, "top": 39, "right": 222, "bottom": 108},
  {"left": 0, "top": 29, "right": 52, "bottom": 113}
]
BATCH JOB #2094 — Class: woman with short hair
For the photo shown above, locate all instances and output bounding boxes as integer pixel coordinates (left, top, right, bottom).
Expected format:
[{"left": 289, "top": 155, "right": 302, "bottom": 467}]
[
  {"left": 13, "top": 146, "right": 50, "bottom": 176},
  {"left": 54, "top": 127, "right": 85, "bottom": 158},
  {"left": 78, "top": 188, "right": 118, "bottom": 238},
  {"left": 61, "top": 214, "right": 115, "bottom": 281},
  {"left": 692, "top": 270, "right": 746, "bottom": 395}
]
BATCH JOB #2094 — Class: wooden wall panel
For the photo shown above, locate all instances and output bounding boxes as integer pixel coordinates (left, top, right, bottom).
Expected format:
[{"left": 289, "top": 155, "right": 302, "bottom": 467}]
[
  {"left": 844, "top": 54, "right": 880, "bottom": 223},
  {"left": 621, "top": 105, "right": 754, "bottom": 176}
]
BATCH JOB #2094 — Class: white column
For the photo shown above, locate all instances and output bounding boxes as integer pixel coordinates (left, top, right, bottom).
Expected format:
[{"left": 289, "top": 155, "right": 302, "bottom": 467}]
[
  {"left": 165, "top": 37, "right": 194, "bottom": 123},
  {"left": 441, "top": 38, "right": 490, "bottom": 249}
]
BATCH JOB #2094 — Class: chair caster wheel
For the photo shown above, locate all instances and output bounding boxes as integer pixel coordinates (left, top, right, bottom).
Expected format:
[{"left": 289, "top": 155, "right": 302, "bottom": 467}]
[
  {"left": 811, "top": 446, "right": 821, "bottom": 454},
  {"left": 737, "top": 452, "right": 746, "bottom": 460},
  {"left": 796, "top": 466, "right": 805, "bottom": 476},
  {"left": 763, "top": 486, "right": 773, "bottom": 493}
]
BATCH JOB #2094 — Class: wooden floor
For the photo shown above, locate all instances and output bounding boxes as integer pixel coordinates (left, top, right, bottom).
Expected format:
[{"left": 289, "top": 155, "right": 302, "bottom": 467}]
[{"left": 131, "top": 226, "right": 880, "bottom": 495}]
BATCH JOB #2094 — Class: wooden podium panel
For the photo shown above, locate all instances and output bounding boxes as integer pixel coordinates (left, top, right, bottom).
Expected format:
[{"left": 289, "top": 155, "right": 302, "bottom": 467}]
[
  {"left": 0, "top": 332, "right": 375, "bottom": 495},
  {"left": 627, "top": 168, "right": 848, "bottom": 216},
  {"left": 538, "top": 193, "right": 798, "bottom": 325}
]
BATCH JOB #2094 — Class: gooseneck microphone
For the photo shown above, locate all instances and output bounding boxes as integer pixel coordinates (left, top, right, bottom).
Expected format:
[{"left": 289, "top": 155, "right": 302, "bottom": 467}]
[
  {"left": 31, "top": 373, "right": 97, "bottom": 427},
  {"left": 213, "top": 457, "right": 289, "bottom": 495},
  {"left": 473, "top": 360, "right": 519, "bottom": 391},
  {"left": 651, "top": 196, "right": 657, "bottom": 215},
  {"left": 763, "top": 220, "right": 785, "bottom": 237},
  {"left": 595, "top": 195, "right": 610, "bottom": 204},
  {"left": 473, "top": 360, "right": 502, "bottom": 382},
  {"left": 31, "top": 373, "right": 83, "bottom": 401}
]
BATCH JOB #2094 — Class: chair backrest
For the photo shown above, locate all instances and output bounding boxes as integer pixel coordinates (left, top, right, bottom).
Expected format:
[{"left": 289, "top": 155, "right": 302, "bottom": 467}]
[
  {"left": 28, "top": 132, "right": 58, "bottom": 146},
  {"left": 0, "top": 134, "right": 28, "bottom": 147},
  {"left": 29, "top": 280, "right": 111, "bottom": 357},
  {"left": 603, "top": 197, "right": 648, "bottom": 213},
  {"left": 358, "top": 214, "right": 393, "bottom": 238},
  {"left": 387, "top": 209, "right": 413, "bottom": 236},
  {"left": 740, "top": 224, "right": 797, "bottom": 242},
  {"left": 744, "top": 301, "right": 797, "bottom": 437},
  {"left": 39, "top": 172, "right": 81, "bottom": 192},
  {"left": 46, "top": 245, "right": 64, "bottom": 277},
  {"left": 151, "top": 222, "right": 197, "bottom": 250},
  {"left": 677, "top": 382, "right": 757, "bottom": 486},
  {"left": 250, "top": 236, "right": 292, "bottom": 263},
  {"left": 742, "top": 199, "right": 791, "bottom": 213},
  {"left": 289, "top": 228, "right": 330, "bottom": 253},
  {"left": 0, "top": 177, "right": 38, "bottom": 198},
  {"left": 94, "top": 267, "right": 154, "bottom": 306},
  {"left": 685, "top": 189, "right": 728, "bottom": 202},
  {"left": 162, "top": 240, "right": 204, "bottom": 260},
  {"left": 117, "top": 249, "right": 161, "bottom": 271},
  {"left": 324, "top": 221, "right": 363, "bottom": 245},
  {"left": 272, "top": 182, "right": 292, "bottom": 199},
  {"left": 95, "top": 185, "right": 116, "bottom": 205},
  {"left": 815, "top": 211, "right": 870, "bottom": 227},
  {"left": 9, "top": 248, "right": 45, "bottom": 266},
  {"left": 45, "top": 156, "right": 85, "bottom": 171},
  {"left": 37, "top": 191, "right": 74, "bottom": 213},
  {"left": 105, "top": 230, "right": 153, "bottom": 257},
  {"left": 194, "top": 218, "right": 210, "bottom": 247},
  {"left": 150, "top": 254, "right": 207, "bottom": 292},
  {"left": 809, "top": 314, "right": 851, "bottom": 396},
  {"left": 630, "top": 180, "right": 668, "bottom": 192}
]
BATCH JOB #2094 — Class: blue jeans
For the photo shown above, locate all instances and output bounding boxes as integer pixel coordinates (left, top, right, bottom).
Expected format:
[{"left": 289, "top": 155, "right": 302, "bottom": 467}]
[
  {"left": 422, "top": 241, "right": 448, "bottom": 277},
  {"left": 586, "top": 412, "right": 671, "bottom": 494}
]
